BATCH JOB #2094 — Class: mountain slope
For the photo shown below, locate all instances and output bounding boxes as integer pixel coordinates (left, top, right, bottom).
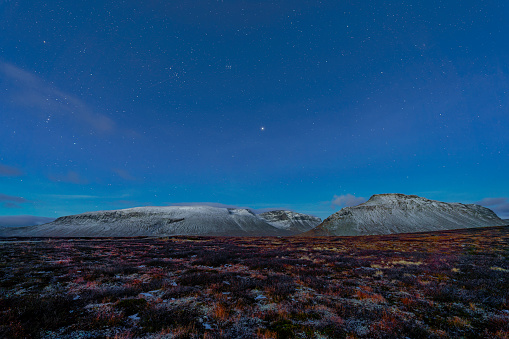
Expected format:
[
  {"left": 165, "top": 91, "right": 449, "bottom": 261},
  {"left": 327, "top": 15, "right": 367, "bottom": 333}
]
[
  {"left": 306, "top": 193, "right": 506, "bottom": 236},
  {"left": 1, "top": 206, "right": 294, "bottom": 237},
  {"left": 258, "top": 210, "right": 321, "bottom": 233}
]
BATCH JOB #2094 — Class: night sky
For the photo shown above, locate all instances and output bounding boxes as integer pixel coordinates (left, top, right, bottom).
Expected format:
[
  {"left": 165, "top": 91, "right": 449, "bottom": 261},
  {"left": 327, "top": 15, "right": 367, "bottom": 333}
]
[{"left": 1, "top": 0, "right": 508, "bottom": 225}]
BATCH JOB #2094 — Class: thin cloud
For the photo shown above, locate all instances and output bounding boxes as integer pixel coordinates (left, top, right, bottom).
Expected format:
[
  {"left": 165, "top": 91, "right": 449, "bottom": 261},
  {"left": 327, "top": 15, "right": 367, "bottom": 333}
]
[
  {"left": 170, "top": 202, "right": 254, "bottom": 210},
  {"left": 3, "top": 202, "right": 21, "bottom": 209},
  {"left": 0, "top": 61, "right": 115, "bottom": 133},
  {"left": 0, "top": 193, "right": 29, "bottom": 209},
  {"left": 48, "top": 171, "right": 88, "bottom": 184},
  {"left": 113, "top": 168, "right": 136, "bottom": 181},
  {"left": 0, "top": 164, "right": 23, "bottom": 176},
  {"left": 476, "top": 197, "right": 507, "bottom": 207},
  {"left": 44, "top": 194, "right": 98, "bottom": 199},
  {"left": 0, "top": 193, "right": 28, "bottom": 203},
  {"left": 111, "top": 200, "right": 141, "bottom": 206},
  {"left": 331, "top": 194, "right": 367, "bottom": 209},
  {"left": 0, "top": 215, "right": 55, "bottom": 227},
  {"left": 476, "top": 197, "right": 509, "bottom": 219}
]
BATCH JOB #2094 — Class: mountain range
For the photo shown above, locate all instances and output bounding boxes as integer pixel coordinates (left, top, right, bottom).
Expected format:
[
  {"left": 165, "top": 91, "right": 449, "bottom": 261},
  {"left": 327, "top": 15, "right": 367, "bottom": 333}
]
[{"left": 0, "top": 194, "right": 506, "bottom": 237}]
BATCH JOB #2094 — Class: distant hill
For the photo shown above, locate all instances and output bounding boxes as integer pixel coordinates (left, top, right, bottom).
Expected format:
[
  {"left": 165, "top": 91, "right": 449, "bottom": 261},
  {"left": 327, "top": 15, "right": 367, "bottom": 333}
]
[
  {"left": 305, "top": 193, "right": 506, "bottom": 236},
  {"left": 0, "top": 206, "right": 320, "bottom": 237},
  {"left": 258, "top": 210, "right": 321, "bottom": 233},
  {"left": 0, "top": 215, "right": 56, "bottom": 227}
]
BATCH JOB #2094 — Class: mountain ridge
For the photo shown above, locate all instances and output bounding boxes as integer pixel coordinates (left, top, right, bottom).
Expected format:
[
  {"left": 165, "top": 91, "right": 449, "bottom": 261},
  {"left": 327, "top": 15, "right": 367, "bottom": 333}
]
[
  {"left": 0, "top": 206, "right": 319, "bottom": 237},
  {"left": 258, "top": 210, "right": 321, "bottom": 233}
]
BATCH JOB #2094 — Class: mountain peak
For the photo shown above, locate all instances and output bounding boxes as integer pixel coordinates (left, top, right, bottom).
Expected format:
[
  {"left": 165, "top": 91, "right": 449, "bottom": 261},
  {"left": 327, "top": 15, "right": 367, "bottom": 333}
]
[
  {"left": 364, "top": 193, "right": 429, "bottom": 205},
  {"left": 306, "top": 194, "right": 505, "bottom": 236}
]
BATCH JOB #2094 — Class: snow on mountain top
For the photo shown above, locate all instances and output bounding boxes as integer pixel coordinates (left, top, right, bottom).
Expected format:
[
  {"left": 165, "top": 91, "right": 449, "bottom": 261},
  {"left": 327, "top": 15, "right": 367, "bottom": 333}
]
[
  {"left": 258, "top": 210, "right": 321, "bottom": 232},
  {"left": 62, "top": 205, "right": 256, "bottom": 220},
  {"left": 308, "top": 193, "right": 505, "bottom": 236},
  {"left": 364, "top": 193, "right": 436, "bottom": 205},
  {"left": 4, "top": 205, "right": 297, "bottom": 237}
]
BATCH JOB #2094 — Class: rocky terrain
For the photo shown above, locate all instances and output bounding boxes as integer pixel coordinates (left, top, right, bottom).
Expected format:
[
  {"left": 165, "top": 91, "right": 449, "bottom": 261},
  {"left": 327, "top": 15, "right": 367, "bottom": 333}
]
[
  {"left": 258, "top": 210, "right": 321, "bottom": 233},
  {"left": 0, "top": 206, "right": 322, "bottom": 237},
  {"left": 307, "top": 193, "right": 505, "bottom": 236}
]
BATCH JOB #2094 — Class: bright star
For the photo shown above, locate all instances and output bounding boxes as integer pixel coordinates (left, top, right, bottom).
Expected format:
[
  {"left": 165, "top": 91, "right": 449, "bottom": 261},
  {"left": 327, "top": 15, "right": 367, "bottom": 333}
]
[{"left": 260, "top": 126, "right": 265, "bottom": 131}]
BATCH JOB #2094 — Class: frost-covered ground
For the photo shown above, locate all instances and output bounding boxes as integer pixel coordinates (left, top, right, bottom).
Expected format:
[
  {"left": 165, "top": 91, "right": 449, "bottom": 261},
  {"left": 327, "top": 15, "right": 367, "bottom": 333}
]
[{"left": 1, "top": 226, "right": 509, "bottom": 338}]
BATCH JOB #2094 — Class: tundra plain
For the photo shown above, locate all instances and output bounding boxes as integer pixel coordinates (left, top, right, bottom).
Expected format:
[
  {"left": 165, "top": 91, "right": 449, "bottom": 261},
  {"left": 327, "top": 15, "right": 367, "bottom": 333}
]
[{"left": 2, "top": 226, "right": 509, "bottom": 338}]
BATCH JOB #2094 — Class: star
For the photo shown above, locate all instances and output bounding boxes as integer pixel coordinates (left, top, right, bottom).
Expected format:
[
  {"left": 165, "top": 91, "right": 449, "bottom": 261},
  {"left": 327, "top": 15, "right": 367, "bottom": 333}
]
[{"left": 260, "top": 126, "right": 265, "bottom": 131}]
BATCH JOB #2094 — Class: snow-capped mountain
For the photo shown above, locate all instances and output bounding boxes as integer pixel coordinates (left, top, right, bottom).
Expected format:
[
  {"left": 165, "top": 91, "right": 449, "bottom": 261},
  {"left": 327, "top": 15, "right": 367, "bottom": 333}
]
[
  {"left": 306, "top": 193, "right": 506, "bottom": 236},
  {"left": 0, "top": 206, "right": 297, "bottom": 237},
  {"left": 258, "top": 210, "right": 321, "bottom": 234}
]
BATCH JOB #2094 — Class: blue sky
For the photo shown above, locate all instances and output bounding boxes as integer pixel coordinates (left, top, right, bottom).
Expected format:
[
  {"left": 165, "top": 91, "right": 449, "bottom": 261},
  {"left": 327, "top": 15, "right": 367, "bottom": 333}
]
[{"left": 1, "top": 0, "right": 508, "bottom": 223}]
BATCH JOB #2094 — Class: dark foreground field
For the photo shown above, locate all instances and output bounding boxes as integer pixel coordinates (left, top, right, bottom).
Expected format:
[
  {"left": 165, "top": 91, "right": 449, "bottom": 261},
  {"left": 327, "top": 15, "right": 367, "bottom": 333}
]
[{"left": 1, "top": 227, "right": 509, "bottom": 338}]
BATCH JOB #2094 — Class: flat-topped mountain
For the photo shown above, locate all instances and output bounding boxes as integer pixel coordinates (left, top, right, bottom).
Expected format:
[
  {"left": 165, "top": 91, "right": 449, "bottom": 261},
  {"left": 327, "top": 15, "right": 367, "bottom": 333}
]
[
  {"left": 258, "top": 210, "right": 321, "bottom": 233},
  {"left": 1, "top": 206, "right": 302, "bottom": 237},
  {"left": 306, "top": 193, "right": 506, "bottom": 236}
]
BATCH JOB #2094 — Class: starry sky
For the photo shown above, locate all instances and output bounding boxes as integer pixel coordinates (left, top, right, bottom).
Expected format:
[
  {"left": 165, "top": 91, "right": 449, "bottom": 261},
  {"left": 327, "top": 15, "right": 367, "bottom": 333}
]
[{"left": 1, "top": 0, "right": 508, "bottom": 225}]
